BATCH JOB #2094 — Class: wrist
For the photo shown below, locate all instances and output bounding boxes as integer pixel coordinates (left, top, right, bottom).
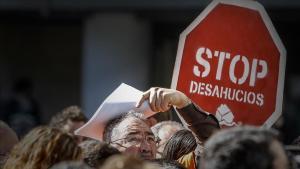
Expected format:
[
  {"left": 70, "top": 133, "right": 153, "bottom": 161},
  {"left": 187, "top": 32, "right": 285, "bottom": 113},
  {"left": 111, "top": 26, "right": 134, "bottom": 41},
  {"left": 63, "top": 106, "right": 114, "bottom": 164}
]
[{"left": 175, "top": 92, "right": 192, "bottom": 109}]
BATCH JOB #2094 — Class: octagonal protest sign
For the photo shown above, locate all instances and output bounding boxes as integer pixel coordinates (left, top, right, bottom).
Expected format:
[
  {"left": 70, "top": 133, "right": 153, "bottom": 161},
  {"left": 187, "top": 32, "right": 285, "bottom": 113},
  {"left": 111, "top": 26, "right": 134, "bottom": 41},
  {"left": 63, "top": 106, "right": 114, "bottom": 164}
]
[{"left": 171, "top": 0, "right": 286, "bottom": 128}]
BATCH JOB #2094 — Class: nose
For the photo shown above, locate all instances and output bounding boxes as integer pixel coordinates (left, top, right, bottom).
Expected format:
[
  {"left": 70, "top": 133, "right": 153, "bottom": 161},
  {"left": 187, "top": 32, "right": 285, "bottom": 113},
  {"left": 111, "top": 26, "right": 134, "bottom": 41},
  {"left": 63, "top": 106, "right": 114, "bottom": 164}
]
[
  {"left": 140, "top": 139, "right": 152, "bottom": 153},
  {"left": 139, "top": 140, "right": 155, "bottom": 159}
]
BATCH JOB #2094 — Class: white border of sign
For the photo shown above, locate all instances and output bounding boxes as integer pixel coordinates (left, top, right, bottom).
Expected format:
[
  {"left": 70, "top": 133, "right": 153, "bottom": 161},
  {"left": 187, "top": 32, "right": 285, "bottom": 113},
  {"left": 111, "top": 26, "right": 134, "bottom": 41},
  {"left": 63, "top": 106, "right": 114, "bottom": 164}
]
[{"left": 171, "top": 0, "right": 286, "bottom": 128}]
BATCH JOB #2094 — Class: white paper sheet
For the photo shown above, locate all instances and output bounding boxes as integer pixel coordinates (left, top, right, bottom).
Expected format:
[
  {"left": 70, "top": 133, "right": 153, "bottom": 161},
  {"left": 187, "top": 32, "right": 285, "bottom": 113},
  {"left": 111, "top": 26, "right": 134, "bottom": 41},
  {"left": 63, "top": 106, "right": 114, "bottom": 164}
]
[{"left": 75, "top": 83, "right": 156, "bottom": 141}]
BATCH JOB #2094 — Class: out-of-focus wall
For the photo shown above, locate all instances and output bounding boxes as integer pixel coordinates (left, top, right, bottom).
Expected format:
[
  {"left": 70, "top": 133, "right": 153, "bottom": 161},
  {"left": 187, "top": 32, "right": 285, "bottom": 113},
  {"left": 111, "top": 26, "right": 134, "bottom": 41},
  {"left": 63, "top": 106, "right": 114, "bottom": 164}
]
[
  {"left": 0, "top": 23, "right": 82, "bottom": 122},
  {"left": 82, "top": 13, "right": 151, "bottom": 117}
]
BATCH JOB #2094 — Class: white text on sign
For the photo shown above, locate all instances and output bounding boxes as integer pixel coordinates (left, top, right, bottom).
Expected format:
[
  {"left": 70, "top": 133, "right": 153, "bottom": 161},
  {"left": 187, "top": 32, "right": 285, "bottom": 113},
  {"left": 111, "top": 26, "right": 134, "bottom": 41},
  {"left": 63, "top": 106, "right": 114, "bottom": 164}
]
[
  {"left": 193, "top": 47, "right": 268, "bottom": 86},
  {"left": 190, "top": 47, "right": 267, "bottom": 107}
]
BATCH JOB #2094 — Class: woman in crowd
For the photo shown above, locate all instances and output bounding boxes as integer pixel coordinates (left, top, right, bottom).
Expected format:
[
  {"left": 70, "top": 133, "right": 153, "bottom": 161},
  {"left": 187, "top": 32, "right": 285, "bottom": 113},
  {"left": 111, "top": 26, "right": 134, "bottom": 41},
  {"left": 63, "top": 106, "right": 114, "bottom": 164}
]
[
  {"left": 162, "top": 129, "right": 197, "bottom": 169},
  {"left": 3, "top": 126, "right": 81, "bottom": 169},
  {"left": 162, "top": 129, "right": 197, "bottom": 160}
]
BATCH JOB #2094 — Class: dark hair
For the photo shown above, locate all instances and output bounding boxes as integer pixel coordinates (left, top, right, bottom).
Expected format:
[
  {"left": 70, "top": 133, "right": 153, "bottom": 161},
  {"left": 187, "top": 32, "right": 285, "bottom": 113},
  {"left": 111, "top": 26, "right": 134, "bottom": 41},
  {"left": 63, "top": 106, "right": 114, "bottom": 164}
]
[
  {"left": 80, "top": 139, "right": 120, "bottom": 168},
  {"left": 103, "top": 111, "right": 144, "bottom": 143},
  {"left": 162, "top": 129, "right": 197, "bottom": 160},
  {"left": 150, "top": 159, "right": 186, "bottom": 169},
  {"left": 204, "top": 126, "right": 279, "bottom": 169},
  {"left": 79, "top": 139, "right": 101, "bottom": 157},
  {"left": 49, "top": 105, "right": 87, "bottom": 128}
]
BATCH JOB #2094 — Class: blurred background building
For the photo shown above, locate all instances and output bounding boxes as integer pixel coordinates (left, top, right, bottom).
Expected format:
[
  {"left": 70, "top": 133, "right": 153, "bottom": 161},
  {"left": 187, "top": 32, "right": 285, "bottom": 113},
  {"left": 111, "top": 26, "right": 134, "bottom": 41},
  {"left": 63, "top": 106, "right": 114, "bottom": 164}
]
[{"left": 0, "top": 0, "right": 299, "bottom": 143}]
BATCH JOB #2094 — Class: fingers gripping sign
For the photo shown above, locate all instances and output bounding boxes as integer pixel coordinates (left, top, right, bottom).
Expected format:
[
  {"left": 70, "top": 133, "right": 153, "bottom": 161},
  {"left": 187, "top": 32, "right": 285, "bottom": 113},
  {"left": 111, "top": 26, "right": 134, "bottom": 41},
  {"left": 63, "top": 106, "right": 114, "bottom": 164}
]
[{"left": 136, "top": 87, "right": 191, "bottom": 112}]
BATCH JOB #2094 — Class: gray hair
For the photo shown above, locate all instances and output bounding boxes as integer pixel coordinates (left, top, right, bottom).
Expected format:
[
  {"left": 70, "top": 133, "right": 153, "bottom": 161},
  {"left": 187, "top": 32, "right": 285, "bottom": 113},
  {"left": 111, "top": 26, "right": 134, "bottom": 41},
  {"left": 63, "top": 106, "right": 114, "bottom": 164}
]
[
  {"left": 103, "top": 111, "right": 145, "bottom": 143},
  {"left": 151, "top": 121, "right": 183, "bottom": 138}
]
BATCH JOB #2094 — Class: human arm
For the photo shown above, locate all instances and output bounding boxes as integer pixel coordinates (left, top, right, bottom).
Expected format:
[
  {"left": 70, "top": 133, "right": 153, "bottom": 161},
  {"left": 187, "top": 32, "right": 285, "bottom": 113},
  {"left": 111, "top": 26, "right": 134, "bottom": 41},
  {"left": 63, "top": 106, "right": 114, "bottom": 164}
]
[{"left": 136, "top": 87, "right": 219, "bottom": 142}]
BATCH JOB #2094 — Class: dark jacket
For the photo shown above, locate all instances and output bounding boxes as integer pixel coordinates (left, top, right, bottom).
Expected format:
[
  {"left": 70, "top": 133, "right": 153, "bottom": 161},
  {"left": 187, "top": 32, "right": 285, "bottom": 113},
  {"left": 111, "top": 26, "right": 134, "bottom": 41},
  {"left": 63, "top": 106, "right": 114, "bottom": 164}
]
[{"left": 176, "top": 103, "right": 220, "bottom": 142}]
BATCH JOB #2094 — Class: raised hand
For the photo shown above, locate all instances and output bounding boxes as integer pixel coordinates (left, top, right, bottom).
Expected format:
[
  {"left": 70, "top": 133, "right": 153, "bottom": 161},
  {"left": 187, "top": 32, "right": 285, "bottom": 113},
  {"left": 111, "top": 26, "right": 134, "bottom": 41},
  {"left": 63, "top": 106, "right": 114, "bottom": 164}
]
[{"left": 136, "top": 87, "right": 191, "bottom": 112}]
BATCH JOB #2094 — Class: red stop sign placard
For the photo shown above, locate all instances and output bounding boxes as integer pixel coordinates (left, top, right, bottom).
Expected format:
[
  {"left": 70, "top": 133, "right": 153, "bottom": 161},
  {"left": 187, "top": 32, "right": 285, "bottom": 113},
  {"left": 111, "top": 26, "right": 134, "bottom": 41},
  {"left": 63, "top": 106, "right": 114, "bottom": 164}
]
[{"left": 171, "top": 0, "right": 286, "bottom": 128}]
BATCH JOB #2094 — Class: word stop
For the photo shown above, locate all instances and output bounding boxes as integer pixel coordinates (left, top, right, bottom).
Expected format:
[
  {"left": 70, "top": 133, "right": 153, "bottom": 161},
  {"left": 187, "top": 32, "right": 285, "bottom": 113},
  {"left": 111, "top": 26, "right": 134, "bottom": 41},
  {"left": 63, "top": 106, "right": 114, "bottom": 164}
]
[{"left": 193, "top": 47, "right": 268, "bottom": 87}]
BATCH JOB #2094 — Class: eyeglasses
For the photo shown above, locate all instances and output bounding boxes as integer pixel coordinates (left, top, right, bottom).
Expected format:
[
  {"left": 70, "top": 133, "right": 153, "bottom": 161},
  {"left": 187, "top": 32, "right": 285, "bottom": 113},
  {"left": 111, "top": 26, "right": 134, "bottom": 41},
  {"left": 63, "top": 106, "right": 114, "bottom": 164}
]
[{"left": 109, "top": 134, "right": 160, "bottom": 147}]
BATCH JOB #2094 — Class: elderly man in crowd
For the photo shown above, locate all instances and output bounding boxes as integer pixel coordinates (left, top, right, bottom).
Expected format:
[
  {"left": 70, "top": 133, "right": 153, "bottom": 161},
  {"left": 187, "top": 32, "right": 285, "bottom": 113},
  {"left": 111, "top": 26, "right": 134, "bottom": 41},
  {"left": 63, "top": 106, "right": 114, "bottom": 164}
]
[{"left": 101, "top": 87, "right": 219, "bottom": 160}]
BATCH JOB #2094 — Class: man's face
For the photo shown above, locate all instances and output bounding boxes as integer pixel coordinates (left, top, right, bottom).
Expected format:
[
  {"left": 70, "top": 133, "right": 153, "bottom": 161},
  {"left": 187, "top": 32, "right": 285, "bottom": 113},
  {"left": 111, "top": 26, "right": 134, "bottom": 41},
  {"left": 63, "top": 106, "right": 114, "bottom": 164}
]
[{"left": 110, "top": 116, "right": 156, "bottom": 160}]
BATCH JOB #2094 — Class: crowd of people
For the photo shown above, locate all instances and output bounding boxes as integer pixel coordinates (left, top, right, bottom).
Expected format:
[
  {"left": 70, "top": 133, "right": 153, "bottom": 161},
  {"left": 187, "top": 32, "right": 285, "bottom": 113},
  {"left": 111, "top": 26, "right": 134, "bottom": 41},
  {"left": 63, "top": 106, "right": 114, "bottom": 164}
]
[{"left": 0, "top": 87, "right": 299, "bottom": 169}]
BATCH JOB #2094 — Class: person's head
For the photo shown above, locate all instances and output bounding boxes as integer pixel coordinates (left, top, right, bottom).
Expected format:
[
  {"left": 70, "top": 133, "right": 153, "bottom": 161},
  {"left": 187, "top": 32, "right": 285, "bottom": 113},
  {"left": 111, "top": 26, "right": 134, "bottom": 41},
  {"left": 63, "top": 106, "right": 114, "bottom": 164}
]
[
  {"left": 0, "top": 121, "right": 18, "bottom": 168},
  {"left": 100, "top": 154, "right": 158, "bottom": 169},
  {"left": 151, "top": 121, "right": 184, "bottom": 156},
  {"left": 103, "top": 111, "right": 157, "bottom": 160},
  {"left": 150, "top": 159, "right": 186, "bottom": 169},
  {"left": 203, "top": 126, "right": 288, "bottom": 169},
  {"left": 3, "top": 126, "right": 81, "bottom": 169},
  {"left": 79, "top": 139, "right": 120, "bottom": 168},
  {"left": 50, "top": 161, "right": 92, "bottom": 169},
  {"left": 50, "top": 105, "right": 87, "bottom": 143},
  {"left": 162, "top": 129, "right": 197, "bottom": 161},
  {"left": 79, "top": 139, "right": 102, "bottom": 157}
]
